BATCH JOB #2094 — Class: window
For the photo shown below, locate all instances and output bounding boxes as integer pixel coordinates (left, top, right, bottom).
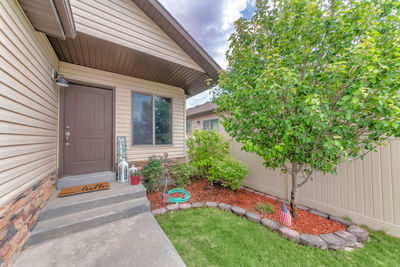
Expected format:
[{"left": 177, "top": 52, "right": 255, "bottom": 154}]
[
  {"left": 203, "top": 119, "right": 219, "bottom": 133},
  {"left": 155, "top": 96, "right": 171, "bottom": 145},
  {"left": 132, "top": 93, "right": 153, "bottom": 145},
  {"left": 132, "top": 93, "right": 172, "bottom": 145},
  {"left": 203, "top": 120, "right": 210, "bottom": 131},
  {"left": 186, "top": 121, "right": 192, "bottom": 133},
  {"left": 211, "top": 119, "right": 219, "bottom": 132}
]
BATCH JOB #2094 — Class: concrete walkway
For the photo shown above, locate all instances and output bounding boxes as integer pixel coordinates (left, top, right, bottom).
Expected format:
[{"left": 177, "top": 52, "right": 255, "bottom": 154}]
[{"left": 12, "top": 212, "right": 185, "bottom": 267}]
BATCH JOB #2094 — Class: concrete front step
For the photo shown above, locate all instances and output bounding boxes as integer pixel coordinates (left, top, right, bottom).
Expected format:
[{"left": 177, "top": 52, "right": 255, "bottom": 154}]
[
  {"left": 14, "top": 213, "right": 186, "bottom": 267},
  {"left": 25, "top": 197, "right": 150, "bottom": 247},
  {"left": 57, "top": 171, "right": 116, "bottom": 189},
  {"left": 40, "top": 183, "right": 146, "bottom": 221}
]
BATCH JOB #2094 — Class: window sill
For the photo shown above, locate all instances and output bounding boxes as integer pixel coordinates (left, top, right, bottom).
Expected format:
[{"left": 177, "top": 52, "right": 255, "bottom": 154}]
[{"left": 129, "top": 144, "right": 174, "bottom": 148}]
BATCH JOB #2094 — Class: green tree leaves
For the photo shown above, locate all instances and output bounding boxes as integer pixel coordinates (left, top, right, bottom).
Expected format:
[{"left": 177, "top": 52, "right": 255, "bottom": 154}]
[
  {"left": 186, "top": 130, "right": 229, "bottom": 178},
  {"left": 214, "top": 0, "right": 400, "bottom": 216}
]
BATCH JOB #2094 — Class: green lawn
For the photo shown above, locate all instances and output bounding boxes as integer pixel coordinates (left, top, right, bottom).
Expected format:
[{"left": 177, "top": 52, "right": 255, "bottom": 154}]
[{"left": 155, "top": 208, "right": 400, "bottom": 267}]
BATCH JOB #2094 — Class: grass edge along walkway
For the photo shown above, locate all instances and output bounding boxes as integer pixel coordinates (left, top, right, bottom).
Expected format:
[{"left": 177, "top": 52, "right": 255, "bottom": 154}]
[{"left": 155, "top": 208, "right": 400, "bottom": 267}]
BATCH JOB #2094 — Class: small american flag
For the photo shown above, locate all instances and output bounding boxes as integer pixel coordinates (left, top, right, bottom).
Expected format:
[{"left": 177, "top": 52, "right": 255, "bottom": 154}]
[{"left": 279, "top": 202, "right": 292, "bottom": 226}]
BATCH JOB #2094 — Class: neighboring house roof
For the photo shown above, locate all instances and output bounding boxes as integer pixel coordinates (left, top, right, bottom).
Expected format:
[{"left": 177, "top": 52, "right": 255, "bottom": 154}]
[
  {"left": 186, "top": 101, "right": 217, "bottom": 119},
  {"left": 18, "top": 0, "right": 220, "bottom": 98}
]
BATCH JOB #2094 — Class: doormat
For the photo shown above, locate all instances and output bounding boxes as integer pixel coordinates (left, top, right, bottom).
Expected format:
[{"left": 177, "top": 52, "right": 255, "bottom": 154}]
[{"left": 57, "top": 182, "right": 110, "bottom": 198}]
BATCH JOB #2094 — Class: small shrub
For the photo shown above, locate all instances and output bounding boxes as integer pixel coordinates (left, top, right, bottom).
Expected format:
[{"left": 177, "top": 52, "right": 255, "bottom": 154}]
[
  {"left": 209, "top": 157, "right": 248, "bottom": 190},
  {"left": 130, "top": 169, "right": 140, "bottom": 176},
  {"left": 256, "top": 203, "right": 275, "bottom": 214},
  {"left": 187, "top": 130, "right": 229, "bottom": 178},
  {"left": 142, "top": 155, "right": 166, "bottom": 192},
  {"left": 169, "top": 162, "right": 194, "bottom": 188}
]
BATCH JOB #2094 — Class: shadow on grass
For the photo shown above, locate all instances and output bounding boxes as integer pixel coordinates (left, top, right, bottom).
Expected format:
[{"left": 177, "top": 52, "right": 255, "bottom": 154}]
[{"left": 155, "top": 208, "right": 400, "bottom": 267}]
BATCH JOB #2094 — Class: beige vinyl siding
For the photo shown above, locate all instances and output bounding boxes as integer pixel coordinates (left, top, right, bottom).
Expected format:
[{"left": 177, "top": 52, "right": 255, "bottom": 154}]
[
  {"left": 60, "top": 62, "right": 186, "bottom": 162},
  {"left": 0, "top": 0, "right": 59, "bottom": 206},
  {"left": 69, "top": 0, "right": 204, "bottom": 72},
  {"left": 230, "top": 139, "right": 400, "bottom": 237},
  {"left": 187, "top": 114, "right": 228, "bottom": 137}
]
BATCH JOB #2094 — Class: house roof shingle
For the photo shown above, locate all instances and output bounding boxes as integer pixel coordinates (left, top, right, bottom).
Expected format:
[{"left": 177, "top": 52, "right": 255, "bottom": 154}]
[{"left": 186, "top": 101, "right": 217, "bottom": 118}]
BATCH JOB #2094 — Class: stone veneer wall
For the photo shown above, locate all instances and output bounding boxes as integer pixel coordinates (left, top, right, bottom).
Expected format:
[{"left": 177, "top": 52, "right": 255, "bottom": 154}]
[{"left": 0, "top": 172, "right": 57, "bottom": 266}]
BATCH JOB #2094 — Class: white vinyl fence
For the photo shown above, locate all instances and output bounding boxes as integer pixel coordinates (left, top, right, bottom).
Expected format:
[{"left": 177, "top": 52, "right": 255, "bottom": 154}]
[{"left": 230, "top": 139, "right": 400, "bottom": 238}]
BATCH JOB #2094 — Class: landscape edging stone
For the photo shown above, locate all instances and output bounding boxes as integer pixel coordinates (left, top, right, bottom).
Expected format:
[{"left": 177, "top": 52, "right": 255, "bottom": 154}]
[{"left": 157, "top": 191, "right": 369, "bottom": 250}]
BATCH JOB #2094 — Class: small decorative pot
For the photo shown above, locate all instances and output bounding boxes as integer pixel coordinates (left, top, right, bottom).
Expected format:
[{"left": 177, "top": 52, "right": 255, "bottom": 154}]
[{"left": 131, "top": 175, "right": 140, "bottom": 185}]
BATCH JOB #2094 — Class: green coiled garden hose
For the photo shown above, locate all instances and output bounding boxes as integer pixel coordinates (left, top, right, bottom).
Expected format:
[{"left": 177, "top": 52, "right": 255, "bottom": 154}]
[
  {"left": 163, "top": 174, "right": 191, "bottom": 203},
  {"left": 168, "top": 188, "right": 191, "bottom": 203}
]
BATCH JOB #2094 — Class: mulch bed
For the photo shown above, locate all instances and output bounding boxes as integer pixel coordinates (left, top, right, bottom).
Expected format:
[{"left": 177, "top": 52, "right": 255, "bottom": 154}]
[{"left": 147, "top": 180, "right": 346, "bottom": 235}]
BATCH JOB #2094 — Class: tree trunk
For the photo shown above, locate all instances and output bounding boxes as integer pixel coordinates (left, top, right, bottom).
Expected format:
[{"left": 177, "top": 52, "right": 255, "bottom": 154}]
[
  {"left": 330, "top": 0, "right": 335, "bottom": 17},
  {"left": 290, "top": 163, "right": 299, "bottom": 219}
]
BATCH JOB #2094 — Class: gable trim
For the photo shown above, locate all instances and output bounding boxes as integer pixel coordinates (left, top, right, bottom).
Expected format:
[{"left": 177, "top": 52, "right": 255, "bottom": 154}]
[{"left": 131, "top": 0, "right": 221, "bottom": 84}]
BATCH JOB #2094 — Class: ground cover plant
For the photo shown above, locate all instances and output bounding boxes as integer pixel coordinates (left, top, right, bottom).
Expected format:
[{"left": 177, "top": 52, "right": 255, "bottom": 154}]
[
  {"left": 214, "top": 0, "right": 400, "bottom": 218},
  {"left": 255, "top": 202, "right": 275, "bottom": 214},
  {"left": 156, "top": 208, "right": 400, "bottom": 267}
]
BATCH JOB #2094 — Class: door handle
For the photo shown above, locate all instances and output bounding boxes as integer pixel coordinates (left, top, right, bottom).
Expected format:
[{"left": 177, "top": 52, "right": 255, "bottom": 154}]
[{"left": 65, "top": 131, "right": 70, "bottom": 146}]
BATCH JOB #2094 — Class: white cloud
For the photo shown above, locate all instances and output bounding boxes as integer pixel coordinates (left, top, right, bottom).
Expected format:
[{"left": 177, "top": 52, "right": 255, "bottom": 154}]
[
  {"left": 222, "top": 0, "right": 247, "bottom": 30},
  {"left": 159, "top": 0, "right": 249, "bottom": 68},
  {"left": 186, "top": 90, "right": 212, "bottom": 108},
  {"left": 158, "top": 0, "right": 254, "bottom": 107}
]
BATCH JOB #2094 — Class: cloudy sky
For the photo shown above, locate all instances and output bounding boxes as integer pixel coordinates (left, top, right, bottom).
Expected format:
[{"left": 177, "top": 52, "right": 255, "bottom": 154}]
[{"left": 158, "top": 0, "right": 256, "bottom": 108}]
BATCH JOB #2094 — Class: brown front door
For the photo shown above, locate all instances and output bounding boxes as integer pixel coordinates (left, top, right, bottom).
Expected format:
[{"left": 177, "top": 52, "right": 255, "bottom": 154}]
[{"left": 63, "top": 84, "right": 113, "bottom": 176}]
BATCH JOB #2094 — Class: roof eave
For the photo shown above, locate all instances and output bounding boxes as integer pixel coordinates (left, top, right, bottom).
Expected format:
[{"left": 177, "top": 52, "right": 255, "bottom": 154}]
[
  {"left": 131, "top": 0, "right": 221, "bottom": 97},
  {"left": 18, "top": 0, "right": 76, "bottom": 39},
  {"left": 187, "top": 109, "right": 216, "bottom": 119}
]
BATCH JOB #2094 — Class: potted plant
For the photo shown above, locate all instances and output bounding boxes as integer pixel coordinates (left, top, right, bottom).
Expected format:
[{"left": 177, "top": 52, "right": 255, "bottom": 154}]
[{"left": 130, "top": 169, "right": 141, "bottom": 185}]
